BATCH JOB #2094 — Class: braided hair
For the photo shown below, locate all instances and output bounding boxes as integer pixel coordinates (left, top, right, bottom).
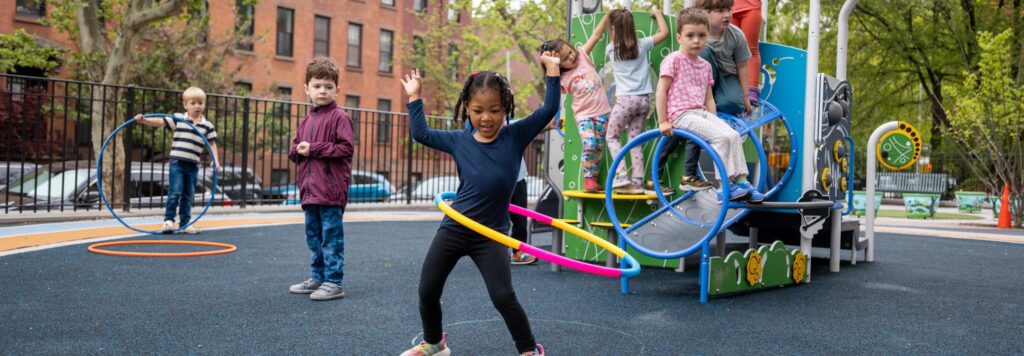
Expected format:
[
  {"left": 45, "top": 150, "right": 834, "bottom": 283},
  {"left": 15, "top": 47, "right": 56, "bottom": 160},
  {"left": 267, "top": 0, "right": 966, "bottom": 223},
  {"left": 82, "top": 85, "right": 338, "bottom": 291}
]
[{"left": 452, "top": 71, "right": 516, "bottom": 129}]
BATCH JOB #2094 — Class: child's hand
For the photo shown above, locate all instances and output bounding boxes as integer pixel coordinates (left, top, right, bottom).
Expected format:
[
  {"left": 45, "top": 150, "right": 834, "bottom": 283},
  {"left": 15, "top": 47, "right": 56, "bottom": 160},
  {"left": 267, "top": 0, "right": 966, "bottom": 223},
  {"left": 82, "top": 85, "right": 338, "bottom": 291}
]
[
  {"left": 659, "top": 121, "right": 673, "bottom": 136},
  {"left": 744, "top": 99, "right": 753, "bottom": 116},
  {"left": 652, "top": 8, "right": 663, "bottom": 17},
  {"left": 297, "top": 141, "right": 310, "bottom": 156},
  {"left": 133, "top": 114, "right": 143, "bottom": 122},
  {"left": 401, "top": 69, "right": 422, "bottom": 100},
  {"left": 540, "top": 51, "right": 561, "bottom": 72}
]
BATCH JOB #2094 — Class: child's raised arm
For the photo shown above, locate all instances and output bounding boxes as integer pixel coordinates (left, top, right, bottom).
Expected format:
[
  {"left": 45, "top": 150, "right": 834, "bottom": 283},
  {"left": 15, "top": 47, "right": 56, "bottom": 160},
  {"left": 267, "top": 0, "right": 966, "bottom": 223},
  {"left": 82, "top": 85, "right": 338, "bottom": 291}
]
[
  {"left": 651, "top": 9, "right": 669, "bottom": 44},
  {"left": 402, "top": 69, "right": 458, "bottom": 153},
  {"left": 580, "top": 13, "right": 610, "bottom": 55}
]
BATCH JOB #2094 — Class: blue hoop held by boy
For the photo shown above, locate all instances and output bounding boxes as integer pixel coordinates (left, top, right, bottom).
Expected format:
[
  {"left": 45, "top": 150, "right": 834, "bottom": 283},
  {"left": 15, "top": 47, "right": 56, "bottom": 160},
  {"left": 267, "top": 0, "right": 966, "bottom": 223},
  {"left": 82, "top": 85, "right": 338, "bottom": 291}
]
[{"left": 96, "top": 114, "right": 218, "bottom": 235}]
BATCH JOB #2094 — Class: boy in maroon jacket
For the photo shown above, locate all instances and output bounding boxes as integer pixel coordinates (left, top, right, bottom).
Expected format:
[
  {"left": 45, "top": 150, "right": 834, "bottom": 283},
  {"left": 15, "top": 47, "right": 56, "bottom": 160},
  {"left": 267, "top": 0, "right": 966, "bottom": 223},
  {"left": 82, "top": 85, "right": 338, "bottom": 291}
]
[{"left": 287, "top": 57, "right": 355, "bottom": 301}]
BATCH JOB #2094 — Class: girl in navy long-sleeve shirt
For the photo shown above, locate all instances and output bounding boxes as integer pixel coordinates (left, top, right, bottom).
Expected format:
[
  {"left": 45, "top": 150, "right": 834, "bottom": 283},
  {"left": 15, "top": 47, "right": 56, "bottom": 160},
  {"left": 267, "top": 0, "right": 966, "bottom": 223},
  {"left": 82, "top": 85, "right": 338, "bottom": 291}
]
[{"left": 398, "top": 52, "right": 561, "bottom": 356}]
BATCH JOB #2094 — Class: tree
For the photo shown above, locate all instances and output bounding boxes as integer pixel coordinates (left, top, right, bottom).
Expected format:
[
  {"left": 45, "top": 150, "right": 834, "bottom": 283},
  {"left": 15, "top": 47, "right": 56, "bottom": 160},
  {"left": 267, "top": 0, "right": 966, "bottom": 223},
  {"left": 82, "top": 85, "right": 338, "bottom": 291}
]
[
  {"left": 402, "top": 0, "right": 565, "bottom": 117},
  {"left": 0, "top": 29, "right": 63, "bottom": 74},
  {"left": 46, "top": 0, "right": 256, "bottom": 207},
  {"left": 944, "top": 30, "right": 1023, "bottom": 228}
]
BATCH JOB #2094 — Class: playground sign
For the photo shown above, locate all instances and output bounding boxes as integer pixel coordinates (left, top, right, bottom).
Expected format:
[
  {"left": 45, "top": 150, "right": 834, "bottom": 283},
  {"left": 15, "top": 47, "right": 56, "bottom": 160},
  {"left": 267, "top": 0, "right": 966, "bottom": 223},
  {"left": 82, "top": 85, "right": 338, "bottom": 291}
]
[{"left": 876, "top": 121, "right": 921, "bottom": 170}]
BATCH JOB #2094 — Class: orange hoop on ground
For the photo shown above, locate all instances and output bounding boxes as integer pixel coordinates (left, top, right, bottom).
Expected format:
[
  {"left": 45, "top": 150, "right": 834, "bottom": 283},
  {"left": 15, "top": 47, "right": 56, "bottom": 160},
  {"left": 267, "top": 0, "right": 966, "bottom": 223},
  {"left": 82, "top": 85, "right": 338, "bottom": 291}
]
[{"left": 88, "top": 240, "right": 237, "bottom": 257}]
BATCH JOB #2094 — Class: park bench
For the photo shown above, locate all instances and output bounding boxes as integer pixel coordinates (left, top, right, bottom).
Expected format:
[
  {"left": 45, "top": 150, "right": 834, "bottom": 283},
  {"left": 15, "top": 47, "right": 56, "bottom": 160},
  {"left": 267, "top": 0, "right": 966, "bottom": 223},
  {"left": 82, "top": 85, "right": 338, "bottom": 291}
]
[{"left": 875, "top": 172, "right": 948, "bottom": 218}]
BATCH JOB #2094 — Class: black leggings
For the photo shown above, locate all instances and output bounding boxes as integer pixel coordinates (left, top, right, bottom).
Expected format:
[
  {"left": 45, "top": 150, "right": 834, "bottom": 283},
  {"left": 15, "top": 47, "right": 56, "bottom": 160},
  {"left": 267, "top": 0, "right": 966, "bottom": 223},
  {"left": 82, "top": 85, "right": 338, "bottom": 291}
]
[
  {"left": 418, "top": 227, "right": 536, "bottom": 353},
  {"left": 510, "top": 179, "right": 528, "bottom": 243}
]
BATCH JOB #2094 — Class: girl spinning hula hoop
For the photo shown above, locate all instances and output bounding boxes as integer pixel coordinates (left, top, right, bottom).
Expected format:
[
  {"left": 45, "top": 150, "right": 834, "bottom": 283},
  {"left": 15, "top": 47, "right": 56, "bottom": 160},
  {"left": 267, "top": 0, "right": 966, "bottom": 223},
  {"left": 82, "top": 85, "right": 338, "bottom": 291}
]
[{"left": 434, "top": 192, "right": 640, "bottom": 278}]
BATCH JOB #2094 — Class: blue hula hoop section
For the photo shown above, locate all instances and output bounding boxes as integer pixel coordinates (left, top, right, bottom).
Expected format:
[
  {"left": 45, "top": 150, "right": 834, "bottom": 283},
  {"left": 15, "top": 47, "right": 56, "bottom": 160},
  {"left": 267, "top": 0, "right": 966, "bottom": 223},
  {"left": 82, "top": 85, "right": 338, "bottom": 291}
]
[
  {"left": 97, "top": 113, "right": 218, "bottom": 234},
  {"left": 604, "top": 129, "right": 732, "bottom": 260}
]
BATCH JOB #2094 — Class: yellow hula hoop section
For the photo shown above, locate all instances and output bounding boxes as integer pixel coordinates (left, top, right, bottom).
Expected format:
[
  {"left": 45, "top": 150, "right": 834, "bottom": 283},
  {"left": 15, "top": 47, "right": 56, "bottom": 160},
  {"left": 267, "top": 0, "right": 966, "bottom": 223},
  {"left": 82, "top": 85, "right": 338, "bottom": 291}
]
[{"left": 435, "top": 192, "right": 640, "bottom": 278}]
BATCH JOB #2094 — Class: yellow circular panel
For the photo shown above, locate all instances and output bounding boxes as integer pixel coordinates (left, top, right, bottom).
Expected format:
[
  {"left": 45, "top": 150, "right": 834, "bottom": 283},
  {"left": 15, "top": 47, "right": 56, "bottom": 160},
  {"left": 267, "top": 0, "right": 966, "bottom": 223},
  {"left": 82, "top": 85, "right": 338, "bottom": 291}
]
[
  {"left": 746, "top": 251, "right": 763, "bottom": 286},
  {"left": 793, "top": 251, "right": 807, "bottom": 284}
]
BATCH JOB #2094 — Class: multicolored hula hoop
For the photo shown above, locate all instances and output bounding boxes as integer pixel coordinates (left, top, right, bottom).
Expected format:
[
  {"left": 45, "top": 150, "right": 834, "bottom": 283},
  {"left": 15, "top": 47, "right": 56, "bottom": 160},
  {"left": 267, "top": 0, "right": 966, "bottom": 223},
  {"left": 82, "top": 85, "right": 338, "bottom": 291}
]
[{"left": 434, "top": 192, "right": 640, "bottom": 278}]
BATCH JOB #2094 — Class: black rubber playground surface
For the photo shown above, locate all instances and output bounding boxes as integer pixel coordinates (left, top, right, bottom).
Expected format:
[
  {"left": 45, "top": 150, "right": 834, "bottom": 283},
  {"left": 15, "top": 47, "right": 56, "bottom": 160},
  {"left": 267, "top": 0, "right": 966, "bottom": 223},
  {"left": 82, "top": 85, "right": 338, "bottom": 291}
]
[{"left": 2, "top": 220, "right": 1022, "bottom": 354}]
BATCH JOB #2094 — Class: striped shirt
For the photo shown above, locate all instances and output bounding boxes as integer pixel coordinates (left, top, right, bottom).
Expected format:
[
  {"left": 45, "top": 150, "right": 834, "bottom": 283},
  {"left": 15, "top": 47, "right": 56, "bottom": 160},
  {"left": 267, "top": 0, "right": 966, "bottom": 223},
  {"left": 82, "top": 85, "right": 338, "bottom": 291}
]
[{"left": 162, "top": 114, "right": 218, "bottom": 164}]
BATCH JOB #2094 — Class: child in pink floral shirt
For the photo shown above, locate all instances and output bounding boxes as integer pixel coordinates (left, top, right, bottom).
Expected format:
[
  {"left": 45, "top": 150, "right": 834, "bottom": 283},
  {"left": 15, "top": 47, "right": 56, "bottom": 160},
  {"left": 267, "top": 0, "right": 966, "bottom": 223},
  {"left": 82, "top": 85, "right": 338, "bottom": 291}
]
[
  {"left": 540, "top": 37, "right": 612, "bottom": 193},
  {"left": 655, "top": 8, "right": 762, "bottom": 202}
]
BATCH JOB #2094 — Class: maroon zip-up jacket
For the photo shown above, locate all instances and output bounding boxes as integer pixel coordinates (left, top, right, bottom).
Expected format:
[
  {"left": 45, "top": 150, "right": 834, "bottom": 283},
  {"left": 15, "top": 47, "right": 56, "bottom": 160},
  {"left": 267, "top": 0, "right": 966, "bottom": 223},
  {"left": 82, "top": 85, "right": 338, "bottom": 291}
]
[{"left": 289, "top": 101, "right": 355, "bottom": 207}]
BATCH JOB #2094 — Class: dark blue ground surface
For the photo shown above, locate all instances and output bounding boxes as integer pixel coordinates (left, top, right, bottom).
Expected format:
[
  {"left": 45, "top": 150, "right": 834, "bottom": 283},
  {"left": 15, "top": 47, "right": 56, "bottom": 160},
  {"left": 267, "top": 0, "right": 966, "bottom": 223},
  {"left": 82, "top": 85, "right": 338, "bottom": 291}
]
[{"left": 1, "top": 221, "right": 1022, "bottom": 354}]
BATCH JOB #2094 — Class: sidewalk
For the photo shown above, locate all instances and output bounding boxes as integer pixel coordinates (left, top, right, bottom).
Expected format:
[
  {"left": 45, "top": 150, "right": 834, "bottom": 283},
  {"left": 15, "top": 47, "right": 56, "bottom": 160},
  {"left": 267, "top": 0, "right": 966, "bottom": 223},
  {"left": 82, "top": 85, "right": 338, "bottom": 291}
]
[{"left": 0, "top": 201, "right": 441, "bottom": 227}]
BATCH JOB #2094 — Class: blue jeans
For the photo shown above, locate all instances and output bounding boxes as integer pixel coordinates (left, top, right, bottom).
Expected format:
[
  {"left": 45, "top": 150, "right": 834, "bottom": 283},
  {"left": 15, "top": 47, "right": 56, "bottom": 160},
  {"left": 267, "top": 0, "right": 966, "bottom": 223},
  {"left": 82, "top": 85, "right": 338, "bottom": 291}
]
[
  {"left": 165, "top": 159, "right": 198, "bottom": 225},
  {"left": 303, "top": 205, "right": 346, "bottom": 284}
]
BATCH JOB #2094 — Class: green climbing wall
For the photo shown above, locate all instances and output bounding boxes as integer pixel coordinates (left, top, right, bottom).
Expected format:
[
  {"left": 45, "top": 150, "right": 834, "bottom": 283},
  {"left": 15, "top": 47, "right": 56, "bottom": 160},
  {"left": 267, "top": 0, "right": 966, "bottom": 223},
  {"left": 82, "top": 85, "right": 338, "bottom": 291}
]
[{"left": 559, "top": 12, "right": 757, "bottom": 268}]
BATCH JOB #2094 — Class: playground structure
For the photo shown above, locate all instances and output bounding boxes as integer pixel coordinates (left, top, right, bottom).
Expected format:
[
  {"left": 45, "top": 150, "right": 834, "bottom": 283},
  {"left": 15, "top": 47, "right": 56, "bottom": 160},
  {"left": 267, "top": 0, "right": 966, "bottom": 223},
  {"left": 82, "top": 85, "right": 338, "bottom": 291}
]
[{"left": 537, "top": 0, "right": 865, "bottom": 303}]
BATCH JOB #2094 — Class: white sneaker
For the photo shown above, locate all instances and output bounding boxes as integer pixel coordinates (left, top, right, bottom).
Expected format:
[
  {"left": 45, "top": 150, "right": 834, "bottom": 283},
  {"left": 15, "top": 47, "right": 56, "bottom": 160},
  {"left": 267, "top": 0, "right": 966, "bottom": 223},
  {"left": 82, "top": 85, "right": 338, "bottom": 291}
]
[
  {"left": 181, "top": 225, "right": 200, "bottom": 234},
  {"left": 611, "top": 175, "right": 631, "bottom": 188},
  {"left": 161, "top": 220, "right": 175, "bottom": 233}
]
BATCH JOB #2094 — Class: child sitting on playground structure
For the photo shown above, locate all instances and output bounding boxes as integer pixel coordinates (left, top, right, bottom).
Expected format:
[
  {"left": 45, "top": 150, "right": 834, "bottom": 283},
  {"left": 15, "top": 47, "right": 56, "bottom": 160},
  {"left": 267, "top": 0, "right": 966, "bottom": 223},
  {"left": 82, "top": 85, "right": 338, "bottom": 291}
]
[
  {"left": 602, "top": 8, "right": 669, "bottom": 195},
  {"left": 653, "top": 0, "right": 756, "bottom": 195},
  {"left": 655, "top": 7, "right": 763, "bottom": 202},
  {"left": 541, "top": 33, "right": 612, "bottom": 193},
  {"left": 398, "top": 51, "right": 561, "bottom": 356},
  {"left": 133, "top": 86, "right": 220, "bottom": 234},
  {"left": 287, "top": 57, "right": 355, "bottom": 301}
]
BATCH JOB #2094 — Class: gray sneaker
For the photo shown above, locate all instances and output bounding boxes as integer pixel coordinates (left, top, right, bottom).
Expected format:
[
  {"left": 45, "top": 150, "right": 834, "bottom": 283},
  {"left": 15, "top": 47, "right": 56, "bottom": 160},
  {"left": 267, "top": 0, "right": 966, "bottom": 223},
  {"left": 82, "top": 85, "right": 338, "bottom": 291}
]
[
  {"left": 289, "top": 278, "right": 322, "bottom": 294},
  {"left": 310, "top": 282, "right": 345, "bottom": 301}
]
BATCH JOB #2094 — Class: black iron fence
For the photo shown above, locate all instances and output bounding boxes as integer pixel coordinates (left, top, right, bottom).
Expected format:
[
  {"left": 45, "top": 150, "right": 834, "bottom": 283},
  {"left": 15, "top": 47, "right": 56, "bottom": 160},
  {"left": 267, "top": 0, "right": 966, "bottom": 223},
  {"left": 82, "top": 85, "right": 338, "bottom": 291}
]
[{"left": 0, "top": 73, "right": 543, "bottom": 213}]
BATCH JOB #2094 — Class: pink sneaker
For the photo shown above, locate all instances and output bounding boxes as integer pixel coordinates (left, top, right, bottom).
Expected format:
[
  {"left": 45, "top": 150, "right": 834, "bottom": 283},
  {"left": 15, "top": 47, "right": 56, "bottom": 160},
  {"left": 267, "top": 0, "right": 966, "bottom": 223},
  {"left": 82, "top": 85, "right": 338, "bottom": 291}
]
[
  {"left": 583, "top": 178, "right": 600, "bottom": 193},
  {"left": 521, "top": 344, "right": 545, "bottom": 356}
]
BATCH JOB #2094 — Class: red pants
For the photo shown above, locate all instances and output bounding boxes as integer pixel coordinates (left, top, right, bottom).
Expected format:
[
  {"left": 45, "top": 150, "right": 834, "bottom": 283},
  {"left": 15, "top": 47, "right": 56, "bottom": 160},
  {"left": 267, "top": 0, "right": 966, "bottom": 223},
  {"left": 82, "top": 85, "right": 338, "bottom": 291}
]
[{"left": 732, "top": 8, "right": 762, "bottom": 87}]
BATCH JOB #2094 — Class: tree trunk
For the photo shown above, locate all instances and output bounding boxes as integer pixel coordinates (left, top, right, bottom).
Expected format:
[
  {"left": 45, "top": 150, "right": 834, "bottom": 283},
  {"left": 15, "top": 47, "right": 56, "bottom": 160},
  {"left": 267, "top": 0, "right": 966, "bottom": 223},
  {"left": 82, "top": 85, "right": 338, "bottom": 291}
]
[{"left": 90, "top": 90, "right": 126, "bottom": 208}]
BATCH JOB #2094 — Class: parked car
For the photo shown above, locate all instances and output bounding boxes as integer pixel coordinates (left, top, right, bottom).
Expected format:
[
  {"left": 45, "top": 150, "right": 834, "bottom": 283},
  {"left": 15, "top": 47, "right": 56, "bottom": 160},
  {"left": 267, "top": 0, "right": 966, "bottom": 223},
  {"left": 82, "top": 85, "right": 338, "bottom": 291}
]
[
  {"left": 3, "top": 161, "right": 228, "bottom": 211},
  {"left": 391, "top": 175, "right": 543, "bottom": 202},
  {"left": 204, "top": 165, "right": 263, "bottom": 204},
  {"left": 0, "top": 162, "right": 37, "bottom": 192},
  {"left": 264, "top": 170, "right": 393, "bottom": 205},
  {"left": 393, "top": 175, "right": 461, "bottom": 201}
]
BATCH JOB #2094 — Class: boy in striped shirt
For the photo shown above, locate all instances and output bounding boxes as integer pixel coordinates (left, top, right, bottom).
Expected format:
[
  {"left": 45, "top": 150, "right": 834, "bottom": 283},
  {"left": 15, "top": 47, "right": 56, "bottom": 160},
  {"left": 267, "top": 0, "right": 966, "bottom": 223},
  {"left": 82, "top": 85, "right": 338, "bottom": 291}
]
[{"left": 134, "top": 86, "right": 221, "bottom": 234}]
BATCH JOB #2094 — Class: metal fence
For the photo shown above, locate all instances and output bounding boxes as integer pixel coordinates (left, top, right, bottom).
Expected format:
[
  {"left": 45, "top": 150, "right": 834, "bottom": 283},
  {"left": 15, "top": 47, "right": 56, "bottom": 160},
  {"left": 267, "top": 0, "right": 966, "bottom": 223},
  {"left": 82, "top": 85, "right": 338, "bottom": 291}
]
[{"left": 0, "top": 73, "right": 544, "bottom": 213}]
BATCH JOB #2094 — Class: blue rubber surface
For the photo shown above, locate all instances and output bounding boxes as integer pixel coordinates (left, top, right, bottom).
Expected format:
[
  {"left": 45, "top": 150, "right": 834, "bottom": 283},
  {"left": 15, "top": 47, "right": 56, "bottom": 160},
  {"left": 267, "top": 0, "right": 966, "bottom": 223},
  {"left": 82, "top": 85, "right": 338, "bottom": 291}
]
[{"left": 1, "top": 221, "right": 1022, "bottom": 354}]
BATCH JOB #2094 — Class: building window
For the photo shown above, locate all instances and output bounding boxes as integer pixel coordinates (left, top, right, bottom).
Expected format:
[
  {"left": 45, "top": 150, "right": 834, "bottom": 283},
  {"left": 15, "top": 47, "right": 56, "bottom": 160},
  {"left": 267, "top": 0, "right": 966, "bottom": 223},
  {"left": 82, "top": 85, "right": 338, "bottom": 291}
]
[
  {"left": 189, "top": 0, "right": 210, "bottom": 43},
  {"left": 314, "top": 15, "right": 330, "bottom": 57},
  {"left": 15, "top": 0, "right": 46, "bottom": 18},
  {"left": 347, "top": 23, "right": 363, "bottom": 68},
  {"left": 382, "top": 0, "right": 395, "bottom": 6},
  {"left": 235, "top": 0, "right": 254, "bottom": 51},
  {"left": 376, "top": 99, "right": 392, "bottom": 144},
  {"left": 412, "top": 36, "right": 427, "bottom": 78},
  {"left": 448, "top": 43, "right": 458, "bottom": 80},
  {"left": 275, "top": 86, "right": 292, "bottom": 117},
  {"left": 276, "top": 7, "right": 294, "bottom": 57},
  {"left": 414, "top": 0, "right": 426, "bottom": 12},
  {"left": 345, "top": 95, "right": 361, "bottom": 141},
  {"left": 234, "top": 82, "right": 252, "bottom": 95},
  {"left": 447, "top": 0, "right": 460, "bottom": 22},
  {"left": 379, "top": 30, "right": 394, "bottom": 74}
]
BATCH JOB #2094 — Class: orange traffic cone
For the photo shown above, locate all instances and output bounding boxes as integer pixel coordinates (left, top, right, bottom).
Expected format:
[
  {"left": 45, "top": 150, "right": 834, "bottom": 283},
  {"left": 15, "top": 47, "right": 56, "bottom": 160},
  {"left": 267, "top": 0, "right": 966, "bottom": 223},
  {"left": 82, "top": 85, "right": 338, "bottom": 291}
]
[{"left": 998, "top": 183, "right": 1012, "bottom": 229}]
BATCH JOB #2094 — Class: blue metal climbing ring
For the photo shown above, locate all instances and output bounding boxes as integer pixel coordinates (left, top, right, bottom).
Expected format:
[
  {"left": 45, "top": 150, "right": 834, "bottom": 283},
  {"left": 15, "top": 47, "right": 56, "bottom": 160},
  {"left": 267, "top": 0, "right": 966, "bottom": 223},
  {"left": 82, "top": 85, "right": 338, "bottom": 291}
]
[
  {"left": 96, "top": 114, "right": 218, "bottom": 235},
  {"left": 604, "top": 129, "right": 733, "bottom": 260}
]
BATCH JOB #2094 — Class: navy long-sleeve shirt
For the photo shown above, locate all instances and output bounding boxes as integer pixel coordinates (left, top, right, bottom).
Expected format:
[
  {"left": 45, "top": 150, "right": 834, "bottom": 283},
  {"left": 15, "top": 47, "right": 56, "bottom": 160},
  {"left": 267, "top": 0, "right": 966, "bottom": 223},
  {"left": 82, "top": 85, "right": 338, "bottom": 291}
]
[{"left": 408, "top": 76, "right": 560, "bottom": 235}]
